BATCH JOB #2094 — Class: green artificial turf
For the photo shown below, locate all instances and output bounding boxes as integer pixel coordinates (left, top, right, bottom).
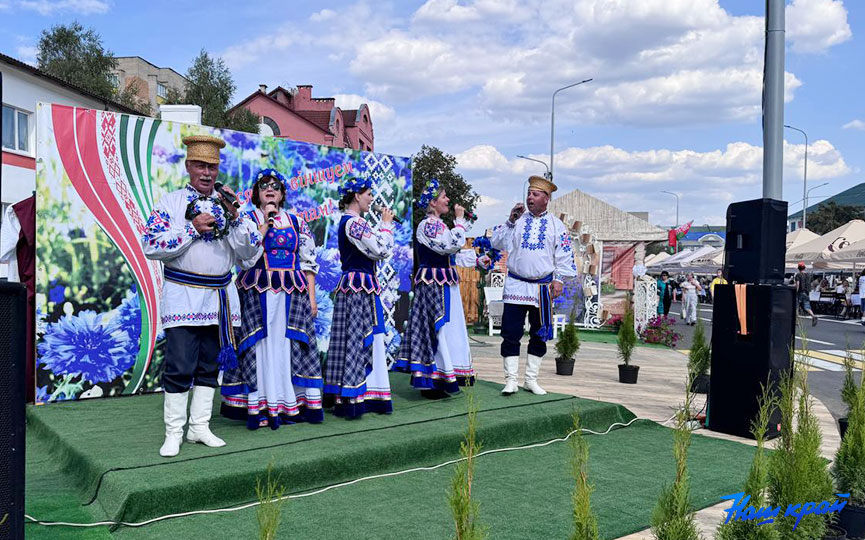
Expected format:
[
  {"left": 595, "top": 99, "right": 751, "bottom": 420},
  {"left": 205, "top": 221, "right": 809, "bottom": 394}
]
[
  {"left": 26, "top": 374, "right": 633, "bottom": 525},
  {"left": 25, "top": 373, "right": 756, "bottom": 539},
  {"left": 27, "top": 420, "right": 756, "bottom": 540}
]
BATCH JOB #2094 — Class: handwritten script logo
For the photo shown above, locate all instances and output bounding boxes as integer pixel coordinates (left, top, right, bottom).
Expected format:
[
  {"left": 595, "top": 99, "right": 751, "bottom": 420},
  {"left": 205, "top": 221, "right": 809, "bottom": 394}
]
[{"left": 721, "top": 492, "right": 850, "bottom": 530}]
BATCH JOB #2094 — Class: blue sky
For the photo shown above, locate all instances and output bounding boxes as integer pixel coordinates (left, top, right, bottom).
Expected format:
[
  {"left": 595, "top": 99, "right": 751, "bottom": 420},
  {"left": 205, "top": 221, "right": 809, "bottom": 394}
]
[{"left": 1, "top": 0, "right": 862, "bottom": 231}]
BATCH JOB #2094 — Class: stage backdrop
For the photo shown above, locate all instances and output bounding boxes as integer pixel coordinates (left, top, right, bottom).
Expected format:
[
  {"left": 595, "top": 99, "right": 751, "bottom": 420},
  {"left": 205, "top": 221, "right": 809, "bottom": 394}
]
[{"left": 35, "top": 103, "right": 412, "bottom": 403}]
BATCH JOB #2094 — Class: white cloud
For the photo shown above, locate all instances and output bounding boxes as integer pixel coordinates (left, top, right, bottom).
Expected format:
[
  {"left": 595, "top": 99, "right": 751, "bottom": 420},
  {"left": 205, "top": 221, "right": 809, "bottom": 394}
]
[
  {"left": 332, "top": 93, "right": 396, "bottom": 124},
  {"left": 455, "top": 139, "right": 852, "bottom": 230},
  {"left": 843, "top": 119, "right": 865, "bottom": 131},
  {"left": 15, "top": 45, "right": 37, "bottom": 65},
  {"left": 310, "top": 8, "right": 336, "bottom": 22},
  {"left": 222, "top": 33, "right": 296, "bottom": 70},
  {"left": 16, "top": 0, "right": 109, "bottom": 15},
  {"left": 344, "top": 0, "right": 849, "bottom": 127},
  {"left": 787, "top": 0, "right": 852, "bottom": 53}
]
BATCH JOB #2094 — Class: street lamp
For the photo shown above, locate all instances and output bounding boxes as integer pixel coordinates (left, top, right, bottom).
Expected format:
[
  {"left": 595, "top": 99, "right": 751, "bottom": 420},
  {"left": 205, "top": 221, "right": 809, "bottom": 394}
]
[
  {"left": 784, "top": 124, "right": 808, "bottom": 228},
  {"left": 517, "top": 155, "right": 551, "bottom": 202},
  {"left": 661, "top": 191, "right": 680, "bottom": 253},
  {"left": 550, "top": 79, "right": 592, "bottom": 181}
]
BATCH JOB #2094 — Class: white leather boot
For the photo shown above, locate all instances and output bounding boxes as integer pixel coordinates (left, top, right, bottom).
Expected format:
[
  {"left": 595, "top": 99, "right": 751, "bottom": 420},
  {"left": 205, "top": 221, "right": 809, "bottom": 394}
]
[
  {"left": 501, "top": 356, "right": 520, "bottom": 395},
  {"left": 186, "top": 386, "right": 226, "bottom": 448},
  {"left": 524, "top": 354, "right": 547, "bottom": 395},
  {"left": 159, "top": 391, "right": 188, "bottom": 457}
]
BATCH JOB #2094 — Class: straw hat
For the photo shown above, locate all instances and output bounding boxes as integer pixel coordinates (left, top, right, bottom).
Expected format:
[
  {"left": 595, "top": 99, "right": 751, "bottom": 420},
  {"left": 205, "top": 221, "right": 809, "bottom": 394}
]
[
  {"left": 181, "top": 135, "right": 226, "bottom": 165},
  {"left": 527, "top": 175, "right": 557, "bottom": 196}
]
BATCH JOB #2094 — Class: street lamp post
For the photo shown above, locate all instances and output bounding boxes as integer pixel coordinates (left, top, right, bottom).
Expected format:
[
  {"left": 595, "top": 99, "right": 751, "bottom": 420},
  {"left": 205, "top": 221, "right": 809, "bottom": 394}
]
[
  {"left": 661, "top": 191, "right": 680, "bottom": 253},
  {"left": 550, "top": 79, "right": 592, "bottom": 180},
  {"left": 517, "top": 155, "right": 551, "bottom": 202},
  {"left": 784, "top": 124, "right": 808, "bottom": 228}
]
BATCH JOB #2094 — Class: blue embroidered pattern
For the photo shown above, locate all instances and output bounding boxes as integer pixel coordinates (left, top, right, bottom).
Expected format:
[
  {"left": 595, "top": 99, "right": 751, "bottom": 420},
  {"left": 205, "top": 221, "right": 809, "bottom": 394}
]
[
  {"left": 520, "top": 215, "right": 548, "bottom": 251},
  {"left": 349, "top": 218, "right": 372, "bottom": 240},
  {"left": 423, "top": 220, "right": 444, "bottom": 239}
]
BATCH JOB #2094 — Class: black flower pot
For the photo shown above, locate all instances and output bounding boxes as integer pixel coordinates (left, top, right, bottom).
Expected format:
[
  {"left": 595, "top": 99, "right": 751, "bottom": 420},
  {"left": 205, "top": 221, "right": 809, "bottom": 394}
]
[
  {"left": 841, "top": 504, "right": 865, "bottom": 539},
  {"left": 690, "top": 373, "right": 710, "bottom": 394},
  {"left": 618, "top": 364, "right": 639, "bottom": 384},
  {"left": 824, "top": 524, "right": 847, "bottom": 540},
  {"left": 840, "top": 417, "right": 849, "bottom": 439},
  {"left": 555, "top": 357, "right": 575, "bottom": 376}
]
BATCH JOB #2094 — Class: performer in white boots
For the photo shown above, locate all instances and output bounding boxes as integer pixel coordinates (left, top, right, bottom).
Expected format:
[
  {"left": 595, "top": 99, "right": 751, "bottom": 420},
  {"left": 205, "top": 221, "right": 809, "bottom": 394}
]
[
  {"left": 491, "top": 175, "right": 578, "bottom": 395},
  {"left": 142, "top": 135, "right": 262, "bottom": 456}
]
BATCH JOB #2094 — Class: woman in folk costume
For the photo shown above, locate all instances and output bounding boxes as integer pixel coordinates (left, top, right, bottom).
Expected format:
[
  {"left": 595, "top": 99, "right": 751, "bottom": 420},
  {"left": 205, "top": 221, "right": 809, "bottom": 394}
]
[
  {"left": 395, "top": 179, "right": 491, "bottom": 398},
  {"left": 324, "top": 176, "right": 395, "bottom": 419},
  {"left": 220, "top": 169, "right": 323, "bottom": 429}
]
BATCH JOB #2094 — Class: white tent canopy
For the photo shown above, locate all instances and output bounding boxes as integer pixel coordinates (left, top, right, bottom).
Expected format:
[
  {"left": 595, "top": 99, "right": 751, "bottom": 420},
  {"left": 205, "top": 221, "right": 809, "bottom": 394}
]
[
  {"left": 646, "top": 251, "right": 671, "bottom": 267},
  {"left": 661, "top": 246, "right": 717, "bottom": 270},
  {"left": 786, "top": 228, "right": 819, "bottom": 251},
  {"left": 786, "top": 220, "right": 865, "bottom": 264},
  {"left": 828, "top": 235, "right": 865, "bottom": 263}
]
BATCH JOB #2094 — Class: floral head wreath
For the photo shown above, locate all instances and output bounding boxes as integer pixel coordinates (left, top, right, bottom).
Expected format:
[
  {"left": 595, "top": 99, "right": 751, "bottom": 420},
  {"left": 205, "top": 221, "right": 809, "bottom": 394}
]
[
  {"left": 416, "top": 178, "right": 441, "bottom": 209},
  {"left": 338, "top": 175, "right": 374, "bottom": 198},
  {"left": 254, "top": 168, "right": 287, "bottom": 189}
]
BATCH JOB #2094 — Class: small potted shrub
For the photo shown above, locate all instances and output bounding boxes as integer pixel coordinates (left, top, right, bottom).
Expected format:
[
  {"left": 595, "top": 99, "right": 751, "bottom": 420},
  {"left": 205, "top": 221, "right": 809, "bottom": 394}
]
[
  {"left": 617, "top": 296, "right": 639, "bottom": 384},
  {"left": 688, "top": 319, "right": 711, "bottom": 394},
  {"left": 839, "top": 352, "right": 857, "bottom": 439},
  {"left": 555, "top": 317, "right": 580, "bottom": 376},
  {"left": 833, "top": 355, "right": 865, "bottom": 539}
]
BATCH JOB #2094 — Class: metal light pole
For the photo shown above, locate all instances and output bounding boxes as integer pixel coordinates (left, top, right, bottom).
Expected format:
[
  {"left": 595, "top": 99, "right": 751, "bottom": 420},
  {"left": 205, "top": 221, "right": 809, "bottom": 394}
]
[
  {"left": 784, "top": 124, "right": 809, "bottom": 228},
  {"left": 517, "top": 155, "right": 551, "bottom": 202},
  {"left": 550, "top": 79, "right": 592, "bottom": 181},
  {"left": 763, "top": 0, "right": 785, "bottom": 199},
  {"left": 661, "top": 191, "right": 680, "bottom": 253}
]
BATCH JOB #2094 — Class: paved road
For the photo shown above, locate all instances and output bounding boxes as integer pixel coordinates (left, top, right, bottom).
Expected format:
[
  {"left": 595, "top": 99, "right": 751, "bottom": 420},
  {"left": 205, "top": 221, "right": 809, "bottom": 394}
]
[{"left": 669, "top": 300, "right": 864, "bottom": 423}]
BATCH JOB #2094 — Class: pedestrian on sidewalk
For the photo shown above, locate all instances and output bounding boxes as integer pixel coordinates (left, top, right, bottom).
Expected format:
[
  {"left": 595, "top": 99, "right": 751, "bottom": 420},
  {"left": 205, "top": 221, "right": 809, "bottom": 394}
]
[
  {"left": 794, "top": 262, "right": 818, "bottom": 327},
  {"left": 858, "top": 269, "right": 865, "bottom": 326},
  {"left": 680, "top": 273, "right": 701, "bottom": 325}
]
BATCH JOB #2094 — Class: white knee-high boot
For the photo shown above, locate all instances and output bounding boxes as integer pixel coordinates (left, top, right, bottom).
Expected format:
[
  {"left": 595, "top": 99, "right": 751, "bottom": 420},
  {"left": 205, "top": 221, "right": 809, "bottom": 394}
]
[
  {"left": 524, "top": 354, "right": 547, "bottom": 395},
  {"left": 160, "top": 391, "right": 188, "bottom": 457},
  {"left": 186, "top": 386, "right": 226, "bottom": 448}
]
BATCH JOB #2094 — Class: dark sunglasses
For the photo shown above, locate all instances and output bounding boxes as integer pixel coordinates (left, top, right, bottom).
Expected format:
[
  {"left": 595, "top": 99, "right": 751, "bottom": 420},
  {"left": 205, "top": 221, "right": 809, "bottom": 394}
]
[{"left": 257, "top": 179, "right": 283, "bottom": 190}]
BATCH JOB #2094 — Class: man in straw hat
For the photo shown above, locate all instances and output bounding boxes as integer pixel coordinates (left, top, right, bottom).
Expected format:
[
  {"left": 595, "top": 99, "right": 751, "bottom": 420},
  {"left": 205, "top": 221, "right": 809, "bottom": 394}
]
[
  {"left": 491, "top": 175, "right": 578, "bottom": 395},
  {"left": 142, "top": 134, "right": 263, "bottom": 457}
]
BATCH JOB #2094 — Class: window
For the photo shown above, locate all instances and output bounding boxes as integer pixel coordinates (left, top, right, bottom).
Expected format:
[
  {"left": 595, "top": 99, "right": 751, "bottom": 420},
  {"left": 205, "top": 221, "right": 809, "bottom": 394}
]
[
  {"left": 262, "top": 116, "right": 280, "bottom": 136},
  {"left": 109, "top": 73, "right": 120, "bottom": 88},
  {"left": 157, "top": 83, "right": 167, "bottom": 98},
  {"left": 2, "top": 105, "right": 30, "bottom": 153}
]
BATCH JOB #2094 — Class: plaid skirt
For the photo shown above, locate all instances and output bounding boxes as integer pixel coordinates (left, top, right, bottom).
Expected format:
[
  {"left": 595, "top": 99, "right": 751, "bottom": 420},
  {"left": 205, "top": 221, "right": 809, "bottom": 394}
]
[
  {"left": 222, "top": 286, "right": 320, "bottom": 396},
  {"left": 324, "top": 289, "right": 384, "bottom": 404},
  {"left": 394, "top": 282, "right": 460, "bottom": 392}
]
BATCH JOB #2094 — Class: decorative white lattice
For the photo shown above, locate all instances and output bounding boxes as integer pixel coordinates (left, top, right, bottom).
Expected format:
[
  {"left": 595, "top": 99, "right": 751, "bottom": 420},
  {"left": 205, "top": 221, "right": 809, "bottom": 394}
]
[
  {"left": 364, "top": 161, "right": 403, "bottom": 367},
  {"left": 490, "top": 272, "right": 505, "bottom": 288},
  {"left": 633, "top": 275, "right": 658, "bottom": 334}
]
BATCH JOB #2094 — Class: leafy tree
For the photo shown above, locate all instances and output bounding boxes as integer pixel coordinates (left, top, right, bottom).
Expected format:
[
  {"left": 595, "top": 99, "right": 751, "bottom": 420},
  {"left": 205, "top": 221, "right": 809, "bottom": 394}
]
[
  {"left": 37, "top": 22, "right": 117, "bottom": 100},
  {"left": 182, "top": 49, "right": 259, "bottom": 133},
  {"left": 116, "top": 80, "right": 152, "bottom": 116},
  {"left": 807, "top": 202, "right": 865, "bottom": 235},
  {"left": 412, "top": 145, "right": 480, "bottom": 230}
]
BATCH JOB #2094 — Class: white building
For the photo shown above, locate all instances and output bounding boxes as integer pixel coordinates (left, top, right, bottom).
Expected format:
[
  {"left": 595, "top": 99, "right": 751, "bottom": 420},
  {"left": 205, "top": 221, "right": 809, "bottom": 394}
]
[{"left": 1, "top": 52, "right": 138, "bottom": 276}]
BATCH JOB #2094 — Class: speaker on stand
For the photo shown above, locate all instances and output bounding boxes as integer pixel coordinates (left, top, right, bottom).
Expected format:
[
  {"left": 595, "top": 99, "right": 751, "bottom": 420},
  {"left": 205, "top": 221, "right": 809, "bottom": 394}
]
[
  {"left": 707, "top": 198, "right": 794, "bottom": 440},
  {"left": 0, "top": 282, "right": 26, "bottom": 540}
]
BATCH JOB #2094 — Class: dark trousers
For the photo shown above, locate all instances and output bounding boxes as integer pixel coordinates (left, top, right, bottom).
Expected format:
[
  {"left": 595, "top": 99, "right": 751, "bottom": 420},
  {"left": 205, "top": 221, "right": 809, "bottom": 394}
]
[
  {"left": 500, "top": 303, "right": 546, "bottom": 358},
  {"left": 163, "top": 326, "right": 220, "bottom": 393}
]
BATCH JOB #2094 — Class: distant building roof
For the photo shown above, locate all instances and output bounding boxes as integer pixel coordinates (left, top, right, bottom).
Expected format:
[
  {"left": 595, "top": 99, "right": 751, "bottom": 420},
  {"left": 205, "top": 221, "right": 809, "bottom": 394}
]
[
  {"left": 789, "top": 182, "right": 865, "bottom": 221},
  {"left": 0, "top": 51, "right": 139, "bottom": 115},
  {"left": 548, "top": 188, "right": 667, "bottom": 242}
]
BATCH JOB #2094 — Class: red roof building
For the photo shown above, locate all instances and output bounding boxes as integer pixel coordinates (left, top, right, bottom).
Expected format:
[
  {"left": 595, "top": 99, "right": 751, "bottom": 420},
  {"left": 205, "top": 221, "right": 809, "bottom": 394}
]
[{"left": 230, "top": 85, "right": 374, "bottom": 151}]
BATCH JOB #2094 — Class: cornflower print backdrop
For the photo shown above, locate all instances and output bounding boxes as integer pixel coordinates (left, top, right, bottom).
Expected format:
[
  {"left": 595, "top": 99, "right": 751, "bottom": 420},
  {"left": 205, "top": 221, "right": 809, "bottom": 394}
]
[{"left": 35, "top": 103, "right": 412, "bottom": 403}]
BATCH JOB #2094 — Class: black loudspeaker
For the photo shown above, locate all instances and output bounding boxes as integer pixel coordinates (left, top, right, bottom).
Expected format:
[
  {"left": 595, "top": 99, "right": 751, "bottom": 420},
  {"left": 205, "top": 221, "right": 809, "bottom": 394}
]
[
  {"left": 708, "top": 283, "right": 794, "bottom": 439},
  {"left": 724, "top": 198, "right": 787, "bottom": 285},
  {"left": 0, "top": 282, "right": 26, "bottom": 540}
]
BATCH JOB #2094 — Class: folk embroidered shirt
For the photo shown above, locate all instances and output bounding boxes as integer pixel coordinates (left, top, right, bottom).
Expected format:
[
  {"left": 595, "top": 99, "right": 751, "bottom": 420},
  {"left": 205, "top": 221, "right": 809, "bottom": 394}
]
[
  {"left": 141, "top": 184, "right": 262, "bottom": 329},
  {"left": 416, "top": 216, "right": 478, "bottom": 267},
  {"left": 343, "top": 213, "right": 395, "bottom": 262},
  {"left": 491, "top": 211, "right": 578, "bottom": 307}
]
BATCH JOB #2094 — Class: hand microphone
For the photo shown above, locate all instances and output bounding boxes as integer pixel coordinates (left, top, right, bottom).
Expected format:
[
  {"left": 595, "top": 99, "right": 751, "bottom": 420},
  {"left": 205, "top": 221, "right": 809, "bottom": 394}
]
[
  {"left": 214, "top": 181, "right": 240, "bottom": 209},
  {"left": 461, "top": 210, "right": 478, "bottom": 221},
  {"left": 372, "top": 204, "right": 403, "bottom": 225},
  {"left": 267, "top": 209, "right": 277, "bottom": 227}
]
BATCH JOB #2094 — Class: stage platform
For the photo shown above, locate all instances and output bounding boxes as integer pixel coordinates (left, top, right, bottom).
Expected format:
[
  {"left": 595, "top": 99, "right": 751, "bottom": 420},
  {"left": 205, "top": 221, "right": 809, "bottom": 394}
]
[{"left": 25, "top": 373, "right": 757, "bottom": 539}]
